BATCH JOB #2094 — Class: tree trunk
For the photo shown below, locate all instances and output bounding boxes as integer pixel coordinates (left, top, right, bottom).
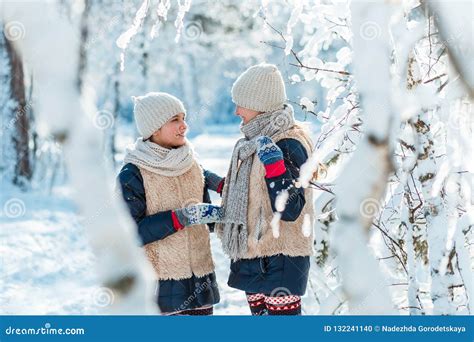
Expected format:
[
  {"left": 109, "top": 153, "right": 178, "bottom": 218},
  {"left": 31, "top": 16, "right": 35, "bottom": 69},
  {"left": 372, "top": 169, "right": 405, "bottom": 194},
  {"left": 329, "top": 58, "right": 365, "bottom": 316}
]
[{"left": 3, "top": 29, "right": 32, "bottom": 188}]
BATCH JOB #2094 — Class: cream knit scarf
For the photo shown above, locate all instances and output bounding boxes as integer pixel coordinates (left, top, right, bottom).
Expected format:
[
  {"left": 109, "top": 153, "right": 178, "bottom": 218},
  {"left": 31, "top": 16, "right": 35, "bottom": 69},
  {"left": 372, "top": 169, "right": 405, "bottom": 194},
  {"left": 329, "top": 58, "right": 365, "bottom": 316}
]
[
  {"left": 217, "top": 104, "right": 295, "bottom": 260},
  {"left": 123, "top": 138, "right": 194, "bottom": 176}
]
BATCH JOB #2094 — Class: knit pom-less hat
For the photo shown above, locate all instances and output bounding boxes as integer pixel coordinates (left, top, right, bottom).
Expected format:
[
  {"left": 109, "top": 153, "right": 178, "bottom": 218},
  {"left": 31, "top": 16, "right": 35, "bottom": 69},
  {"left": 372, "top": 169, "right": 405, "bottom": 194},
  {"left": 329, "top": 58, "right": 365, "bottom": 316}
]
[
  {"left": 231, "top": 63, "right": 287, "bottom": 113},
  {"left": 133, "top": 92, "right": 186, "bottom": 139}
]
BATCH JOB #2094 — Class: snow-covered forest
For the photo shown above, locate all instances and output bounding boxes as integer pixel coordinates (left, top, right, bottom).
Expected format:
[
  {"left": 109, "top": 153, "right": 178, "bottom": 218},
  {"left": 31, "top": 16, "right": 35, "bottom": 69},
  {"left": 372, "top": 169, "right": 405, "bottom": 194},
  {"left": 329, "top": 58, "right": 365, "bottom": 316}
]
[{"left": 1, "top": 0, "right": 472, "bottom": 316}]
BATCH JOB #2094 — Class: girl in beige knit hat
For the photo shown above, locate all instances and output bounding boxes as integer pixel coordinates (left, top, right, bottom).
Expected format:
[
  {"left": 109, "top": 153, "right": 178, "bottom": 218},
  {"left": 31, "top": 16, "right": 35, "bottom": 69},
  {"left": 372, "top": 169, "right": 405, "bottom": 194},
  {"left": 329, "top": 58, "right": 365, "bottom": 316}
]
[
  {"left": 118, "top": 92, "right": 225, "bottom": 315},
  {"left": 216, "top": 64, "right": 315, "bottom": 315}
]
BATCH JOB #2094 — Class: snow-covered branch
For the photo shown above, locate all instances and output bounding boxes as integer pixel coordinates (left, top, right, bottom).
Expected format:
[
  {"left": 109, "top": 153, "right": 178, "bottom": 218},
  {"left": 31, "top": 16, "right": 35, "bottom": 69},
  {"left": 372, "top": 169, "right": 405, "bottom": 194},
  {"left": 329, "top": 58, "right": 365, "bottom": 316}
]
[
  {"left": 329, "top": 0, "right": 397, "bottom": 314},
  {"left": 2, "top": 1, "right": 155, "bottom": 313}
]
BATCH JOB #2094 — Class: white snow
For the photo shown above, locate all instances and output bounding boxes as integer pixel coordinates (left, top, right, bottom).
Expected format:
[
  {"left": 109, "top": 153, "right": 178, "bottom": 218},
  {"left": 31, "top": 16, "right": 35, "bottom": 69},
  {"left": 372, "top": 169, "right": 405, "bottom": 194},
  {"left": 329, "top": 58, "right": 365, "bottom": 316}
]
[
  {"left": 300, "top": 97, "right": 314, "bottom": 113},
  {"left": 116, "top": 0, "right": 150, "bottom": 71},
  {"left": 270, "top": 213, "right": 282, "bottom": 239},
  {"left": 302, "top": 214, "right": 312, "bottom": 237},
  {"left": 275, "top": 190, "right": 289, "bottom": 213},
  {"left": 0, "top": 184, "right": 100, "bottom": 314}
]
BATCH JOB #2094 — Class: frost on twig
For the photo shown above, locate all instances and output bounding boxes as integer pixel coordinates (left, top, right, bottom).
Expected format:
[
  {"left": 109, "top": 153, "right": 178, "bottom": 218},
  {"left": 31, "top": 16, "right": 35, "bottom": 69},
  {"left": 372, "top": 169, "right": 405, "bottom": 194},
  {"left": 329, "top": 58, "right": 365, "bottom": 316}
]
[{"left": 116, "top": 0, "right": 150, "bottom": 71}]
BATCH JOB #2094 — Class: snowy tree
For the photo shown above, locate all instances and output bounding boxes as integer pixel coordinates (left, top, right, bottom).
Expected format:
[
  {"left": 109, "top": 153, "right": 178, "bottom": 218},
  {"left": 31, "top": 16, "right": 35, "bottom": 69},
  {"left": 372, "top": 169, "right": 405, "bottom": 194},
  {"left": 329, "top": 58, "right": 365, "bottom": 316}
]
[
  {"left": 260, "top": 0, "right": 472, "bottom": 314},
  {"left": 1, "top": 0, "right": 156, "bottom": 313}
]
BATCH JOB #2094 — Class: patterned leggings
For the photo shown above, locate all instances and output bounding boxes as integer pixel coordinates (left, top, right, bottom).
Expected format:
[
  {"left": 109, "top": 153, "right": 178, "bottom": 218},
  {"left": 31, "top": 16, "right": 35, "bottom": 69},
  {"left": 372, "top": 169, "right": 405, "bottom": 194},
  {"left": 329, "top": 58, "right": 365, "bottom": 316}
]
[{"left": 246, "top": 293, "right": 301, "bottom": 315}]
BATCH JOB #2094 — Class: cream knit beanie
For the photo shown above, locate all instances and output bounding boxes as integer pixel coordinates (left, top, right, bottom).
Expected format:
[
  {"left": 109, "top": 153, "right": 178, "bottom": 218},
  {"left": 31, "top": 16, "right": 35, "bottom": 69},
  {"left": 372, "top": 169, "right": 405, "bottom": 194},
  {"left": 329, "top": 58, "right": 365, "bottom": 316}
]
[
  {"left": 231, "top": 63, "right": 287, "bottom": 112},
  {"left": 133, "top": 92, "right": 186, "bottom": 139}
]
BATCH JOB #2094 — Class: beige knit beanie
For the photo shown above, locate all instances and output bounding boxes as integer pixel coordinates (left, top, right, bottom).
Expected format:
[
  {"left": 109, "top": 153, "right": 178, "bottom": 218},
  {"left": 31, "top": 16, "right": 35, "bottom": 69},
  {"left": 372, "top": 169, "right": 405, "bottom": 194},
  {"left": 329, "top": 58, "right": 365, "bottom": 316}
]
[
  {"left": 231, "top": 63, "right": 287, "bottom": 112},
  {"left": 133, "top": 92, "right": 186, "bottom": 139}
]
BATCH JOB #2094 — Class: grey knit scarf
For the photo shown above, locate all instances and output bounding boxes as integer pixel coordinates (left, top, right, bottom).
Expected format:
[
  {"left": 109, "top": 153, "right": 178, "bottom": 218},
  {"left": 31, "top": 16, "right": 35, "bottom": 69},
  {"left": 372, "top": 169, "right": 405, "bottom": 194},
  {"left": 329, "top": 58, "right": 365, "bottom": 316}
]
[{"left": 218, "top": 105, "right": 295, "bottom": 260}]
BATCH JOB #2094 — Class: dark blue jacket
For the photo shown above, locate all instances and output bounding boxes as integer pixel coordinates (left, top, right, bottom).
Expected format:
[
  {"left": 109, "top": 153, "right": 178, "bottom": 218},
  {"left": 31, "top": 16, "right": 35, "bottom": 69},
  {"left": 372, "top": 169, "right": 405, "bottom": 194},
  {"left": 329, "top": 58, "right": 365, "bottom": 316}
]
[
  {"left": 118, "top": 163, "right": 220, "bottom": 313},
  {"left": 228, "top": 138, "right": 311, "bottom": 296}
]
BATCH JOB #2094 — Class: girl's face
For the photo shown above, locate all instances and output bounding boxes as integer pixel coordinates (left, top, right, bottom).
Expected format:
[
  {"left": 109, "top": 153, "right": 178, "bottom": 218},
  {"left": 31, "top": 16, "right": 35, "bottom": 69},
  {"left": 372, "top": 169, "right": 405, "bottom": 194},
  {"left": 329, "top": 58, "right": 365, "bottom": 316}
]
[
  {"left": 150, "top": 113, "right": 187, "bottom": 148},
  {"left": 235, "top": 106, "right": 261, "bottom": 124}
]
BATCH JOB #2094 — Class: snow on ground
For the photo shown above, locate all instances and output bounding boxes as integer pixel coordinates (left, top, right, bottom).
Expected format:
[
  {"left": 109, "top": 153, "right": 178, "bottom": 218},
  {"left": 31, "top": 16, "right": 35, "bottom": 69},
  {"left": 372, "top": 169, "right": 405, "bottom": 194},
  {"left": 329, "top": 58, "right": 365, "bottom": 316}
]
[{"left": 0, "top": 184, "right": 100, "bottom": 314}]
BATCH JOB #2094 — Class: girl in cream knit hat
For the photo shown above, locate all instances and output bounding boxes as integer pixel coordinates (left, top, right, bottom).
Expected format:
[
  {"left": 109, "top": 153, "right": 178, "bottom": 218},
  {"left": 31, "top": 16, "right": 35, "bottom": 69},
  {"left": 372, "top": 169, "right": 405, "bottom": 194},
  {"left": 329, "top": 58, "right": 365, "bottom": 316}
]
[
  {"left": 217, "top": 64, "right": 315, "bottom": 315},
  {"left": 118, "top": 92, "right": 225, "bottom": 315}
]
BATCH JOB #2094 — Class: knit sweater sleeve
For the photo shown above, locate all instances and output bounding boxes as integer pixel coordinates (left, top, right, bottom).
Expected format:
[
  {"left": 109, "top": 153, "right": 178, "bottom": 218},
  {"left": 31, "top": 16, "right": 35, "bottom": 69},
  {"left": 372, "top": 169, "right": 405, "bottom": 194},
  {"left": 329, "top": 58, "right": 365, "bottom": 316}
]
[
  {"left": 264, "top": 138, "right": 308, "bottom": 222},
  {"left": 117, "top": 163, "right": 178, "bottom": 246}
]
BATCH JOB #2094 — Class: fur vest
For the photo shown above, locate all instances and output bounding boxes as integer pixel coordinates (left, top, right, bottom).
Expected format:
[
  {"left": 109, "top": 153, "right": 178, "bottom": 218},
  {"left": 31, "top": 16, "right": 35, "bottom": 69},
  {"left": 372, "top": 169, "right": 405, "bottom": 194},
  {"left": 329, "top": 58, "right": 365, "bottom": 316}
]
[
  {"left": 139, "top": 161, "right": 215, "bottom": 280},
  {"left": 244, "top": 125, "right": 314, "bottom": 259}
]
